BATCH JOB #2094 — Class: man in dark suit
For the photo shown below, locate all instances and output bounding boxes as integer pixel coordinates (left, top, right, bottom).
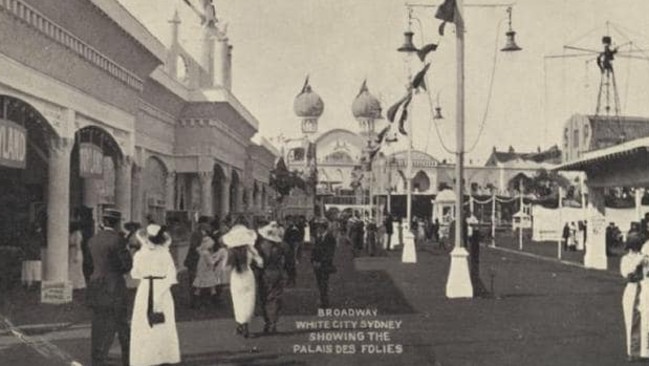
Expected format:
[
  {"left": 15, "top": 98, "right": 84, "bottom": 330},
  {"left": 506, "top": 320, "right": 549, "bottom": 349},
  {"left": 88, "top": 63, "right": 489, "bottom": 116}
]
[
  {"left": 384, "top": 214, "right": 394, "bottom": 251},
  {"left": 311, "top": 218, "right": 337, "bottom": 308},
  {"left": 86, "top": 209, "right": 132, "bottom": 366}
]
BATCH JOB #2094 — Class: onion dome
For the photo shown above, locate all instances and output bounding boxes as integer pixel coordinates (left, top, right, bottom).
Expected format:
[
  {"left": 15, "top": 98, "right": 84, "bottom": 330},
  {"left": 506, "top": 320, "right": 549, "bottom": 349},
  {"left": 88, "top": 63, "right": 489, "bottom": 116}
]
[
  {"left": 352, "top": 80, "right": 382, "bottom": 120},
  {"left": 294, "top": 81, "right": 324, "bottom": 118}
]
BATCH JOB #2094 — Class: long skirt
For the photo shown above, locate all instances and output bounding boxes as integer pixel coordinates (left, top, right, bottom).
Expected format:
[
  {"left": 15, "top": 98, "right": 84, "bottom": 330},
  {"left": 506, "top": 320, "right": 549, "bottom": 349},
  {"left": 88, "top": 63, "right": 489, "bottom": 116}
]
[
  {"left": 231, "top": 268, "right": 256, "bottom": 324},
  {"left": 130, "top": 280, "right": 180, "bottom": 366},
  {"left": 623, "top": 282, "right": 648, "bottom": 358}
]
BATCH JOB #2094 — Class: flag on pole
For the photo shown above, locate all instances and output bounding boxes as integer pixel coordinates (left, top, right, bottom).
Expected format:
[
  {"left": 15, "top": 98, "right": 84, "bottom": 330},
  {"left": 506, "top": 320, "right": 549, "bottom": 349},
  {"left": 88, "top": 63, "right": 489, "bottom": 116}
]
[
  {"left": 387, "top": 93, "right": 413, "bottom": 123},
  {"left": 375, "top": 126, "right": 391, "bottom": 145},
  {"left": 368, "top": 146, "right": 381, "bottom": 162},
  {"left": 398, "top": 97, "right": 412, "bottom": 135},
  {"left": 411, "top": 63, "right": 431, "bottom": 91},
  {"left": 417, "top": 43, "right": 438, "bottom": 62},
  {"left": 435, "top": 0, "right": 460, "bottom": 36}
]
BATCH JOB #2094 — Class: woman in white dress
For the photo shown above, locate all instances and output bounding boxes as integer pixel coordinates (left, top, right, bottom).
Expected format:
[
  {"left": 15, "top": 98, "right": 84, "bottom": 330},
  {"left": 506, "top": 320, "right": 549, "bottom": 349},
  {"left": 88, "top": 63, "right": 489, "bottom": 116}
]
[
  {"left": 620, "top": 229, "right": 649, "bottom": 361},
  {"left": 222, "top": 224, "right": 263, "bottom": 338},
  {"left": 68, "top": 222, "right": 86, "bottom": 290},
  {"left": 129, "top": 224, "right": 180, "bottom": 366}
]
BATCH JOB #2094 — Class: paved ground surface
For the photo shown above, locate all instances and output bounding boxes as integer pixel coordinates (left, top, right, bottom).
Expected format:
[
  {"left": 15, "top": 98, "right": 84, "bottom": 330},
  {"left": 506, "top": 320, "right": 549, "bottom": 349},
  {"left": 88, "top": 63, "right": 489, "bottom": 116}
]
[{"left": 0, "top": 235, "right": 631, "bottom": 365}]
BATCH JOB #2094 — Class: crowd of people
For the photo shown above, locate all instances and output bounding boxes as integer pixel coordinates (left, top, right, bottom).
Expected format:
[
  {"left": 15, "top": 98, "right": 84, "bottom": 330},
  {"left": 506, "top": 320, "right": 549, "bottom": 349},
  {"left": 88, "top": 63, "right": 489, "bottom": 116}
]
[{"left": 80, "top": 209, "right": 340, "bottom": 366}]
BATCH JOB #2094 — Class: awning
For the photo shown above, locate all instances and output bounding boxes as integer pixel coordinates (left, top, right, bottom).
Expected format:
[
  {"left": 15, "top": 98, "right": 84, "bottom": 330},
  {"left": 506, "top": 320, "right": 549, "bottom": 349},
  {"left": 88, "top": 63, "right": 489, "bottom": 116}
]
[{"left": 554, "top": 137, "right": 649, "bottom": 172}]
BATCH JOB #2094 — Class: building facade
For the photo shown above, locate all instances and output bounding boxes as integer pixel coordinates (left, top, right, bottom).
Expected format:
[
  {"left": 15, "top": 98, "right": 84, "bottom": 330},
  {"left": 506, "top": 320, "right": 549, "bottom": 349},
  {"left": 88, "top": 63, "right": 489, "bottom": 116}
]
[
  {"left": 0, "top": 0, "right": 276, "bottom": 288},
  {"left": 562, "top": 113, "right": 649, "bottom": 162}
]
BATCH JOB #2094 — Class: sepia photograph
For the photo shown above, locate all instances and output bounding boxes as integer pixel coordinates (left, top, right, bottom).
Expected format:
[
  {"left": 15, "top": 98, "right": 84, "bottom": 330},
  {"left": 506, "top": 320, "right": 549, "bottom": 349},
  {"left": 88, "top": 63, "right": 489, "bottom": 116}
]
[{"left": 2, "top": 0, "right": 649, "bottom": 365}]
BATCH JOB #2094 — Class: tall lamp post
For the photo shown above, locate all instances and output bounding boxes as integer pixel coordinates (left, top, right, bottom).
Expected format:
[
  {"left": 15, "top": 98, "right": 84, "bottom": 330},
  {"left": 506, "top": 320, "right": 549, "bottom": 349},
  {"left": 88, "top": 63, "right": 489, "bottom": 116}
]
[
  {"left": 397, "top": 18, "right": 418, "bottom": 264},
  {"left": 399, "top": 1, "right": 522, "bottom": 297}
]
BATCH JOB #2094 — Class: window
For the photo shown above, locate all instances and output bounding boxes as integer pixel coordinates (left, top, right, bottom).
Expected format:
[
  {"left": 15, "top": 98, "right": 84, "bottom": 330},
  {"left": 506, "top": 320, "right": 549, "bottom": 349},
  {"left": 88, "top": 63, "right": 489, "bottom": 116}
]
[{"left": 573, "top": 129, "right": 579, "bottom": 148}]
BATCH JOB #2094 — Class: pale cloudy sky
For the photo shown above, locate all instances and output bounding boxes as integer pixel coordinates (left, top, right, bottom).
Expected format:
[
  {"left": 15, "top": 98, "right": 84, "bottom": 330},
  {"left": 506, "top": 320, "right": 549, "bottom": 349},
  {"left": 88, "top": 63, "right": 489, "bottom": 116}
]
[{"left": 119, "top": 0, "right": 649, "bottom": 164}]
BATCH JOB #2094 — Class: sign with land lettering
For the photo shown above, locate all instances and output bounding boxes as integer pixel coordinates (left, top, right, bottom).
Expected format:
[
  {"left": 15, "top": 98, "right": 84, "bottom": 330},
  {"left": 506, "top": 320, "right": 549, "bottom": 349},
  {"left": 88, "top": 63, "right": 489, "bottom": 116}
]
[{"left": 0, "top": 119, "right": 27, "bottom": 169}]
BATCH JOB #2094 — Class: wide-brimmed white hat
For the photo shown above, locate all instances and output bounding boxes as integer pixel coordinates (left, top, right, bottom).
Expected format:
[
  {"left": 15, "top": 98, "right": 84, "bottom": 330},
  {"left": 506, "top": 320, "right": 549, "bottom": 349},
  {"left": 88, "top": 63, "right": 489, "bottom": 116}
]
[
  {"left": 258, "top": 221, "right": 283, "bottom": 243},
  {"left": 222, "top": 224, "right": 258, "bottom": 248}
]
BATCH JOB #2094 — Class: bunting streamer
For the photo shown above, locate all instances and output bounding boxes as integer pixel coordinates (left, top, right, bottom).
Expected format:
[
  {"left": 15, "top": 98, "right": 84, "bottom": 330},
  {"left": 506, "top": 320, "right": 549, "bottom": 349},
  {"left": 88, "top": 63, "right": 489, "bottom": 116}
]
[{"left": 411, "top": 63, "right": 431, "bottom": 91}]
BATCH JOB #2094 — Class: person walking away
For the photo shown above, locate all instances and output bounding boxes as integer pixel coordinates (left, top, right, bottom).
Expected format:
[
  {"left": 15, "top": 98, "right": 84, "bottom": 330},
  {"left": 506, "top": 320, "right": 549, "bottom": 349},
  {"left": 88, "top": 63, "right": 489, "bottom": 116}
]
[
  {"left": 184, "top": 218, "right": 210, "bottom": 308},
  {"left": 468, "top": 222, "right": 487, "bottom": 297},
  {"left": 257, "top": 222, "right": 291, "bottom": 333},
  {"left": 416, "top": 218, "right": 427, "bottom": 247},
  {"left": 193, "top": 233, "right": 219, "bottom": 307},
  {"left": 69, "top": 222, "right": 86, "bottom": 290},
  {"left": 211, "top": 239, "right": 230, "bottom": 303},
  {"left": 130, "top": 224, "right": 180, "bottom": 366},
  {"left": 562, "top": 222, "right": 570, "bottom": 251},
  {"left": 21, "top": 223, "right": 44, "bottom": 290},
  {"left": 433, "top": 219, "right": 441, "bottom": 244},
  {"left": 384, "top": 214, "right": 394, "bottom": 251},
  {"left": 284, "top": 217, "right": 302, "bottom": 286},
  {"left": 223, "top": 224, "right": 263, "bottom": 338},
  {"left": 366, "top": 220, "right": 378, "bottom": 256},
  {"left": 86, "top": 209, "right": 132, "bottom": 366},
  {"left": 311, "top": 219, "right": 337, "bottom": 308},
  {"left": 620, "top": 226, "right": 649, "bottom": 361}
]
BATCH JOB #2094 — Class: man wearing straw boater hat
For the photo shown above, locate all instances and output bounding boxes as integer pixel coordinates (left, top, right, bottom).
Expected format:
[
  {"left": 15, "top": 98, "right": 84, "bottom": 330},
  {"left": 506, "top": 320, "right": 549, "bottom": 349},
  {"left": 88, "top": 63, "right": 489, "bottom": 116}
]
[
  {"left": 222, "top": 224, "right": 263, "bottom": 338},
  {"left": 257, "top": 221, "right": 292, "bottom": 333},
  {"left": 86, "top": 208, "right": 132, "bottom": 366}
]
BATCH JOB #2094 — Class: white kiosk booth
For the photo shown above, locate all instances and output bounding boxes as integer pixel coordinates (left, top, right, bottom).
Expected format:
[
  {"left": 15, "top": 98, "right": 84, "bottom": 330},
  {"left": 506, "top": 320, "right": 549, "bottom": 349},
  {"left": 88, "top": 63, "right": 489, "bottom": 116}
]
[{"left": 432, "top": 189, "right": 456, "bottom": 239}]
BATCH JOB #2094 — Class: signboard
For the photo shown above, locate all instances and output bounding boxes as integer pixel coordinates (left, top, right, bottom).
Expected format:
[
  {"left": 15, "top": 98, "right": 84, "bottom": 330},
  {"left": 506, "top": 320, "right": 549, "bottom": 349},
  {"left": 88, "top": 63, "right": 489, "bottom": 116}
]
[
  {"left": 41, "top": 280, "right": 73, "bottom": 304},
  {"left": 79, "top": 142, "right": 104, "bottom": 178},
  {"left": 0, "top": 119, "right": 27, "bottom": 169}
]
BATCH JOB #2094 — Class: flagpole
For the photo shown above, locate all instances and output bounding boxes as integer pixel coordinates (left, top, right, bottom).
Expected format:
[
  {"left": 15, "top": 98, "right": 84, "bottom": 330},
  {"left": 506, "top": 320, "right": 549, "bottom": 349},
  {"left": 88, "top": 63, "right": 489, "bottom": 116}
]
[{"left": 445, "top": 0, "right": 473, "bottom": 298}]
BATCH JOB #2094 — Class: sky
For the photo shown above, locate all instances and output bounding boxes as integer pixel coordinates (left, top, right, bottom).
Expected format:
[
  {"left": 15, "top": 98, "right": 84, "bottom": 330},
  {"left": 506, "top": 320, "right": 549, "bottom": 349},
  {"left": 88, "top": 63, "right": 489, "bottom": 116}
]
[{"left": 119, "top": 0, "right": 649, "bottom": 164}]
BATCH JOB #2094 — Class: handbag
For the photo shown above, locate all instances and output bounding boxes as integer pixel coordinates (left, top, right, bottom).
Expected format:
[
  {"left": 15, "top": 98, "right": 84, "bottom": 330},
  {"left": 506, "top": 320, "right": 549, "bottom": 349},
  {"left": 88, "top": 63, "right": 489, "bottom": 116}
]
[{"left": 145, "top": 276, "right": 166, "bottom": 327}]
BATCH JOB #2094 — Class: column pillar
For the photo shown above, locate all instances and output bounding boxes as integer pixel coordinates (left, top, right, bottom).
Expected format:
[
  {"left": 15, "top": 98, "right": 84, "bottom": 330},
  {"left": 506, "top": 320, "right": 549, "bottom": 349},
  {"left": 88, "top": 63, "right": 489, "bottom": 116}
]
[
  {"left": 166, "top": 171, "right": 176, "bottom": 211},
  {"left": 221, "top": 176, "right": 231, "bottom": 218},
  {"left": 44, "top": 136, "right": 73, "bottom": 283},
  {"left": 635, "top": 188, "right": 645, "bottom": 221},
  {"left": 584, "top": 186, "right": 607, "bottom": 269},
  {"left": 199, "top": 171, "right": 214, "bottom": 217},
  {"left": 131, "top": 165, "right": 143, "bottom": 224},
  {"left": 115, "top": 157, "right": 132, "bottom": 222}
]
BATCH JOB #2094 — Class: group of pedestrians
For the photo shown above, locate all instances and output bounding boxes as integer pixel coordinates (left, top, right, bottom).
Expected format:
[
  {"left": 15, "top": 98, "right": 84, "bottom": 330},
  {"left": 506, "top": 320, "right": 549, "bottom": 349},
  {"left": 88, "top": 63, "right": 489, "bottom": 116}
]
[
  {"left": 83, "top": 207, "right": 340, "bottom": 366},
  {"left": 561, "top": 220, "right": 588, "bottom": 251}
]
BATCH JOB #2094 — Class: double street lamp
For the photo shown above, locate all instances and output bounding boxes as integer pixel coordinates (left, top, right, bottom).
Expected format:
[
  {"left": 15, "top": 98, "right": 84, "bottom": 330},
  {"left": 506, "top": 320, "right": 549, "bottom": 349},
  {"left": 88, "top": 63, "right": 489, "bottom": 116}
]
[{"left": 398, "top": 0, "right": 522, "bottom": 298}]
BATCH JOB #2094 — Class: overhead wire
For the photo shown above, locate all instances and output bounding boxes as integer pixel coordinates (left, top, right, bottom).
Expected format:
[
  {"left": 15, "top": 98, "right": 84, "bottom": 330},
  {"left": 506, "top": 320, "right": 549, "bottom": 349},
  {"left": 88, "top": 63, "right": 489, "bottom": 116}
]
[{"left": 465, "top": 16, "right": 506, "bottom": 154}]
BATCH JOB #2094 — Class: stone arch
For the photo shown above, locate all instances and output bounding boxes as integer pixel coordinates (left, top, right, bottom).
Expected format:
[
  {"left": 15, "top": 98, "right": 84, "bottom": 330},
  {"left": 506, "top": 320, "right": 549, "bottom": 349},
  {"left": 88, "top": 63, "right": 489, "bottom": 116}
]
[
  {"left": 70, "top": 125, "right": 126, "bottom": 225},
  {"left": 0, "top": 95, "right": 57, "bottom": 249},
  {"left": 412, "top": 170, "right": 431, "bottom": 193}
]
